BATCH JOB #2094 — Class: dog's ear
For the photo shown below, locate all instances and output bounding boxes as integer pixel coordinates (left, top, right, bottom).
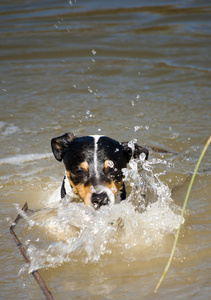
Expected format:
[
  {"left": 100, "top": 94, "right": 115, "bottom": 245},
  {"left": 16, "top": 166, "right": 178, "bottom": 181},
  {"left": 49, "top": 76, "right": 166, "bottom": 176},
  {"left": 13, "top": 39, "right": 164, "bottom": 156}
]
[
  {"left": 51, "top": 132, "right": 76, "bottom": 162},
  {"left": 121, "top": 141, "right": 149, "bottom": 162}
]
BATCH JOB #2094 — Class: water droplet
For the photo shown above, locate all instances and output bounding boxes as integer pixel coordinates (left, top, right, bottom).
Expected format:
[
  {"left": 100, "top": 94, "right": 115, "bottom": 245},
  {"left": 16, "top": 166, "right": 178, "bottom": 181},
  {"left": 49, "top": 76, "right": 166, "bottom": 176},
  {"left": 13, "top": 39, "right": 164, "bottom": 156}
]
[
  {"left": 134, "top": 126, "right": 141, "bottom": 132},
  {"left": 139, "top": 152, "right": 146, "bottom": 161},
  {"left": 107, "top": 160, "right": 114, "bottom": 168},
  {"left": 146, "top": 236, "right": 151, "bottom": 243},
  {"left": 88, "top": 87, "right": 93, "bottom": 93}
]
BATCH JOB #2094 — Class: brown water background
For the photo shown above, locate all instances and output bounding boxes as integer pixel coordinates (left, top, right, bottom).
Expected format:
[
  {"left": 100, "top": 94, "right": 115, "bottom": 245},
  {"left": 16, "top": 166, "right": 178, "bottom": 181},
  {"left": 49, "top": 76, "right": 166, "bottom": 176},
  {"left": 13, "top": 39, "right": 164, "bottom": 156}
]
[{"left": 0, "top": 0, "right": 211, "bottom": 299}]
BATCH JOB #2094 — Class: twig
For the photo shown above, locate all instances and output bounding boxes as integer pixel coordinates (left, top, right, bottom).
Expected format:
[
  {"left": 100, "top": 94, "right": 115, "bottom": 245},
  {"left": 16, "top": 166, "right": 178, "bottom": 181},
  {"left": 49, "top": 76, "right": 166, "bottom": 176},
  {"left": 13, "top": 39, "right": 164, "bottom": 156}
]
[
  {"left": 154, "top": 136, "right": 211, "bottom": 293},
  {"left": 10, "top": 202, "right": 54, "bottom": 300}
]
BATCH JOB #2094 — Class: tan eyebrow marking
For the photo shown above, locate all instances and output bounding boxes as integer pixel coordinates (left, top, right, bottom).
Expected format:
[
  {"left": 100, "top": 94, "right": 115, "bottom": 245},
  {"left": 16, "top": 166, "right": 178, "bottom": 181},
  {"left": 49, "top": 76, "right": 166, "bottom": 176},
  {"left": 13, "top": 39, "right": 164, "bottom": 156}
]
[{"left": 80, "top": 161, "right": 89, "bottom": 172}]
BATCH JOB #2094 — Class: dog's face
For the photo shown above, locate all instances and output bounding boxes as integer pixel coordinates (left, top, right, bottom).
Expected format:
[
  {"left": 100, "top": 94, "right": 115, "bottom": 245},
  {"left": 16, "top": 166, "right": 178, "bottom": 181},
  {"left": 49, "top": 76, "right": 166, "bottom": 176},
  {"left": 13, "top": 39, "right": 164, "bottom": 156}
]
[{"left": 51, "top": 133, "right": 148, "bottom": 209}]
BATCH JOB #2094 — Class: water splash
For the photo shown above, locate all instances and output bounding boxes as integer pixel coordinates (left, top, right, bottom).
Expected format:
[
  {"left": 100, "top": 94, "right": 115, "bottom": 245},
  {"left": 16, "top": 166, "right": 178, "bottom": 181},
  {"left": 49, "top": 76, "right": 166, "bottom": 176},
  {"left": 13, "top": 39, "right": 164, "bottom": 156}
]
[{"left": 16, "top": 156, "right": 184, "bottom": 272}]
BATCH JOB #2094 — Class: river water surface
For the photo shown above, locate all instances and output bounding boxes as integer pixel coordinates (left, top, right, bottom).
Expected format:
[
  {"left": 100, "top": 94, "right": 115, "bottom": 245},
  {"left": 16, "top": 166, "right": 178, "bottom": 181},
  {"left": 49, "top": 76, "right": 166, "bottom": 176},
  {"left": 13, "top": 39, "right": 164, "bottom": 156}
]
[{"left": 0, "top": 0, "right": 211, "bottom": 299}]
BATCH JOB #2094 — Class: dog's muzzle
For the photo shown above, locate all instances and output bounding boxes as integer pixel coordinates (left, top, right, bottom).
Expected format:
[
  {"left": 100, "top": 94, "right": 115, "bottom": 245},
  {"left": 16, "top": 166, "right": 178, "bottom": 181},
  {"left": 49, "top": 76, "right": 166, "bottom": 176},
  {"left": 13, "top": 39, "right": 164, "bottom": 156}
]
[{"left": 91, "top": 191, "right": 110, "bottom": 209}]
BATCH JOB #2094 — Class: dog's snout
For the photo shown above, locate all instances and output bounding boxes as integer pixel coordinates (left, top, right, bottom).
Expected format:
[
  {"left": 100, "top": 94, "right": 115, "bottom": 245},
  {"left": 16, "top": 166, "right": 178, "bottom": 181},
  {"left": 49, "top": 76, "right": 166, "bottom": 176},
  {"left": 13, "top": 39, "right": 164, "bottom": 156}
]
[{"left": 91, "top": 192, "right": 109, "bottom": 209}]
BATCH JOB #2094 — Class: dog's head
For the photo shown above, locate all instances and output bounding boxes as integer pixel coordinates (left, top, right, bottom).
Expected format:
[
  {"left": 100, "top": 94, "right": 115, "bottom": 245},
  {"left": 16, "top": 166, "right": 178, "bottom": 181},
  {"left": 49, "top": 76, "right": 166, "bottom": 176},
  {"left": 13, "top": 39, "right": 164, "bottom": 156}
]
[{"left": 51, "top": 133, "right": 148, "bottom": 209}]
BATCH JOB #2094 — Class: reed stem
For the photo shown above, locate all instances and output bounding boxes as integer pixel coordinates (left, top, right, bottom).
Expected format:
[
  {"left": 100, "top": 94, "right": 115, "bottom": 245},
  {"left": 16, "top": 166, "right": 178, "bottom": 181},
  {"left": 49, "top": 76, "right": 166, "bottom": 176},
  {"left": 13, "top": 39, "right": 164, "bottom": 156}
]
[{"left": 154, "top": 136, "right": 211, "bottom": 293}]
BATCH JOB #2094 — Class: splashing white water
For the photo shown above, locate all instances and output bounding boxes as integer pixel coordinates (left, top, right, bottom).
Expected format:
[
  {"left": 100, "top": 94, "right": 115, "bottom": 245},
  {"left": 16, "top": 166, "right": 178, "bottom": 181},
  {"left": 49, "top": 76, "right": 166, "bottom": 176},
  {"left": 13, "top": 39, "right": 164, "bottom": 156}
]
[{"left": 16, "top": 156, "right": 184, "bottom": 272}]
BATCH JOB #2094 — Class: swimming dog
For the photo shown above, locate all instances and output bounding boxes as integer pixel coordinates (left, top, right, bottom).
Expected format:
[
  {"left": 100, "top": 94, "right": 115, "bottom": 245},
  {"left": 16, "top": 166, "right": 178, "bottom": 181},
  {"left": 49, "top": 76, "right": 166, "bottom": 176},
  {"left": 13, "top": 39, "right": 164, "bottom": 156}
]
[{"left": 51, "top": 133, "right": 149, "bottom": 209}]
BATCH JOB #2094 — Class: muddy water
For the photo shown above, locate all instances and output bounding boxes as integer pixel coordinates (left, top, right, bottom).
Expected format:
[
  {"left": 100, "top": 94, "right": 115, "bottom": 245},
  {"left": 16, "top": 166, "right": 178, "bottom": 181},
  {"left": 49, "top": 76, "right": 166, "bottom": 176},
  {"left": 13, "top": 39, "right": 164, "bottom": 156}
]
[{"left": 1, "top": 0, "right": 211, "bottom": 299}]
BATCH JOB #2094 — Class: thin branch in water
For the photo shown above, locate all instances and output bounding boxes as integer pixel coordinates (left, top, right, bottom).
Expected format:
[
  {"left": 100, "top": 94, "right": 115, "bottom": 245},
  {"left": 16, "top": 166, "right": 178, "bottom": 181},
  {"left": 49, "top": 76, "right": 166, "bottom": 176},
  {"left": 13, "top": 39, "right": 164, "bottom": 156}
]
[{"left": 10, "top": 202, "right": 54, "bottom": 300}]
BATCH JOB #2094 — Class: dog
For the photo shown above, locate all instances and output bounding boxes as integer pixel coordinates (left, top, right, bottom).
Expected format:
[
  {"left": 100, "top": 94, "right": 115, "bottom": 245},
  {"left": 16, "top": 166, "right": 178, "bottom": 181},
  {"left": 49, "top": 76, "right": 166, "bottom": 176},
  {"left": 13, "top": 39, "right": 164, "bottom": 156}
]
[{"left": 51, "top": 133, "right": 149, "bottom": 209}]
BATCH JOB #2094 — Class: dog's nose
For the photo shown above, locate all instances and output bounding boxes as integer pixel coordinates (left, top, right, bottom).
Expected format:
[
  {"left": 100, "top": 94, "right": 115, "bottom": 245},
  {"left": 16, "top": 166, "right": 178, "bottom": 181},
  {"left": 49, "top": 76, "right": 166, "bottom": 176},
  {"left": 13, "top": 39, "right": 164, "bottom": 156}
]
[{"left": 91, "top": 192, "right": 109, "bottom": 209}]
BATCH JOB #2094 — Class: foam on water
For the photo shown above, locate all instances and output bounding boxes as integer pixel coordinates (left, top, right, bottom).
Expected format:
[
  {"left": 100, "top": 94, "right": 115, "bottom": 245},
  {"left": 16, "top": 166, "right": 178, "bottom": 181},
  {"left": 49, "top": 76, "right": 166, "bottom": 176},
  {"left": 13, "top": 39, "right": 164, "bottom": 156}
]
[
  {"left": 0, "top": 122, "right": 20, "bottom": 136},
  {"left": 0, "top": 153, "right": 52, "bottom": 165},
  {"left": 16, "top": 156, "right": 184, "bottom": 273}
]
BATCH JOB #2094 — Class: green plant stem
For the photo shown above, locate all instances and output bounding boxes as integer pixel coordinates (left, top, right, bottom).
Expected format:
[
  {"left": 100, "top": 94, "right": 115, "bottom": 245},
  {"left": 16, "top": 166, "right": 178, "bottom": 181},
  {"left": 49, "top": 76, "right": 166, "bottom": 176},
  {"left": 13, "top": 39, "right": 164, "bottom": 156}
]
[{"left": 154, "top": 136, "right": 211, "bottom": 293}]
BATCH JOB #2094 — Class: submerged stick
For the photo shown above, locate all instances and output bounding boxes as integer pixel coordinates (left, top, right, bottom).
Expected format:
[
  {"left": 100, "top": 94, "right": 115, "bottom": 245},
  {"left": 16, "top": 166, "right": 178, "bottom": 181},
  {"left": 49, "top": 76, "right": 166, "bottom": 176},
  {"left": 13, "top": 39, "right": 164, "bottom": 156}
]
[
  {"left": 10, "top": 202, "right": 54, "bottom": 300},
  {"left": 154, "top": 136, "right": 211, "bottom": 293}
]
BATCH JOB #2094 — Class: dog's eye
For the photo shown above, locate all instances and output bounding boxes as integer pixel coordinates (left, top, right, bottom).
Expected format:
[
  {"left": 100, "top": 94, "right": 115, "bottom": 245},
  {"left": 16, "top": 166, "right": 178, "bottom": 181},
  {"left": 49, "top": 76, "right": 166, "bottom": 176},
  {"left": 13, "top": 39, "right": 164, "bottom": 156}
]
[
  {"left": 75, "top": 169, "right": 87, "bottom": 177},
  {"left": 104, "top": 166, "right": 113, "bottom": 175},
  {"left": 115, "top": 171, "right": 123, "bottom": 181}
]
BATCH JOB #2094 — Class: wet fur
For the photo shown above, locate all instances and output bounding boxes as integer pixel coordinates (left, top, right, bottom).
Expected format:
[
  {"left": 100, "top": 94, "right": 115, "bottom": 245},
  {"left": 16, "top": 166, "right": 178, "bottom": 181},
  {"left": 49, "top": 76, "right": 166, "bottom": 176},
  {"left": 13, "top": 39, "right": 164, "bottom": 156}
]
[{"left": 51, "top": 133, "right": 149, "bottom": 209}]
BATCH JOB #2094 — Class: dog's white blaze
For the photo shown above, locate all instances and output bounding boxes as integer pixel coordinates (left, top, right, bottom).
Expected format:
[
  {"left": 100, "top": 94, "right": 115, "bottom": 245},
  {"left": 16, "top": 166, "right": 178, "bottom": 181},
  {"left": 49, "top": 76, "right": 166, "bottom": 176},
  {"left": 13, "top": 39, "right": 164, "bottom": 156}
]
[{"left": 90, "top": 135, "right": 103, "bottom": 177}]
